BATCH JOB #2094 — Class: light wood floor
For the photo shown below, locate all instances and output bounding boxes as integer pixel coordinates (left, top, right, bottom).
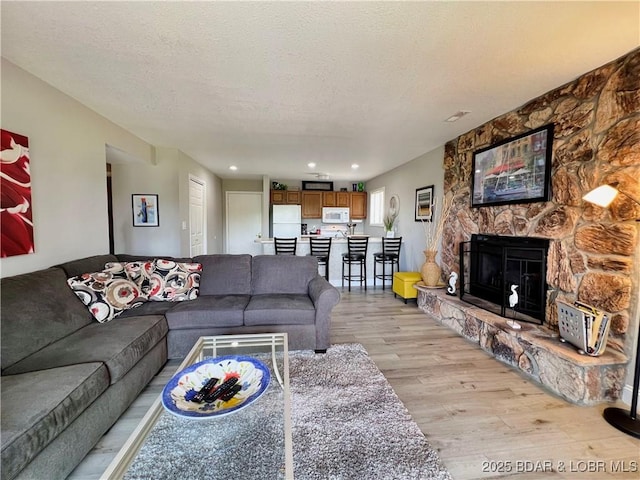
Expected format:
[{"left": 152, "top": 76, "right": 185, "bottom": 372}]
[{"left": 71, "top": 287, "right": 639, "bottom": 479}]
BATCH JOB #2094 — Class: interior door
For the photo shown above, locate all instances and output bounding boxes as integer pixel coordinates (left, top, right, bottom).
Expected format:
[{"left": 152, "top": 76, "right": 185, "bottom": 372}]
[
  {"left": 226, "top": 191, "right": 263, "bottom": 254},
  {"left": 189, "top": 176, "right": 206, "bottom": 256}
]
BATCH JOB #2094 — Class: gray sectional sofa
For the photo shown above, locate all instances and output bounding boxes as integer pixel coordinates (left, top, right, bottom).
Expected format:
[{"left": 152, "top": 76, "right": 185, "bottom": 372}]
[{"left": 1, "top": 253, "right": 340, "bottom": 480}]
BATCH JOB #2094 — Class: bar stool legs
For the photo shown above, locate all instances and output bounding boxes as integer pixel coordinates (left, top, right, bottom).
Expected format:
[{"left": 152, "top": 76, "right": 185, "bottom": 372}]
[
  {"left": 373, "top": 237, "right": 402, "bottom": 290},
  {"left": 341, "top": 236, "right": 369, "bottom": 291}
]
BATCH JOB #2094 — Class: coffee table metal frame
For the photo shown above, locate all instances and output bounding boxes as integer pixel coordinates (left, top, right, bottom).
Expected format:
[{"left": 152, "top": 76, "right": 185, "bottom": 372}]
[{"left": 101, "top": 332, "right": 292, "bottom": 479}]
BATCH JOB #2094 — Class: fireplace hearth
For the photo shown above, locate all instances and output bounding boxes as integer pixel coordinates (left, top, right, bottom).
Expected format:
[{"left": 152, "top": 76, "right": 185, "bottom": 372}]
[{"left": 459, "top": 234, "right": 549, "bottom": 324}]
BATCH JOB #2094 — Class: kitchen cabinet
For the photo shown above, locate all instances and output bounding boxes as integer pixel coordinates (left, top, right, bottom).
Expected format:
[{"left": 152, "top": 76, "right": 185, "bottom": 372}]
[
  {"left": 336, "top": 191, "right": 351, "bottom": 207},
  {"left": 286, "top": 190, "right": 301, "bottom": 204},
  {"left": 323, "top": 191, "right": 336, "bottom": 207},
  {"left": 271, "top": 190, "right": 286, "bottom": 204},
  {"left": 322, "top": 191, "right": 352, "bottom": 207},
  {"left": 301, "top": 191, "right": 323, "bottom": 218},
  {"left": 270, "top": 190, "right": 300, "bottom": 205},
  {"left": 350, "top": 192, "right": 367, "bottom": 219}
]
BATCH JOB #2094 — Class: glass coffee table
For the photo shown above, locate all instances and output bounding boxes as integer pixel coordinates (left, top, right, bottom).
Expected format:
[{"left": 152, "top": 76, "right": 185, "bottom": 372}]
[{"left": 101, "top": 333, "right": 293, "bottom": 479}]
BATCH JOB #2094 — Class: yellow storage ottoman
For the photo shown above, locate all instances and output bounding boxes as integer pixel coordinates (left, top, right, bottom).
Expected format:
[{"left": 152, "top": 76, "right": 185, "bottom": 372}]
[{"left": 393, "top": 272, "right": 422, "bottom": 303}]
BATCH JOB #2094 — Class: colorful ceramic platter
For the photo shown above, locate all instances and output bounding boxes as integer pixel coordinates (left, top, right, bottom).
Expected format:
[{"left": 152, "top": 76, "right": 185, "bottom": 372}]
[{"left": 162, "top": 355, "right": 270, "bottom": 419}]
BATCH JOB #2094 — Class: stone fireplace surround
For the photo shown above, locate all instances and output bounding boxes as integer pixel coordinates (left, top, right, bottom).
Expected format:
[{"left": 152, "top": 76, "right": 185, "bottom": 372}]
[
  {"left": 417, "top": 287, "right": 627, "bottom": 405},
  {"left": 420, "top": 49, "right": 639, "bottom": 404}
]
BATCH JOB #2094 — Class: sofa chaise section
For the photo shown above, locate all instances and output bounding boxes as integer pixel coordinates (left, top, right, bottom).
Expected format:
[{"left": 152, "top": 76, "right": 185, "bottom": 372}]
[{"left": 1, "top": 266, "right": 168, "bottom": 480}]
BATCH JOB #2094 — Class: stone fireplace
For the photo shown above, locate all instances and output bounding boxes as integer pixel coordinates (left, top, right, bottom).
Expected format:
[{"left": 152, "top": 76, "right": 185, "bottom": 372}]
[
  {"left": 440, "top": 48, "right": 639, "bottom": 355},
  {"left": 460, "top": 234, "right": 549, "bottom": 324},
  {"left": 416, "top": 49, "right": 639, "bottom": 405}
]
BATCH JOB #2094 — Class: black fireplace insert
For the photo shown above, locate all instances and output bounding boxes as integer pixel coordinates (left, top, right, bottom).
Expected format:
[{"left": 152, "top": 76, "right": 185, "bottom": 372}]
[{"left": 459, "top": 234, "right": 549, "bottom": 324}]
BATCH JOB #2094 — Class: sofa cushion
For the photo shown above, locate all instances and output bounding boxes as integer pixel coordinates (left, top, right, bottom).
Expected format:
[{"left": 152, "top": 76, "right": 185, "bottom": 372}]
[
  {"left": 194, "top": 254, "right": 252, "bottom": 296},
  {"left": 165, "top": 295, "right": 249, "bottom": 329},
  {"left": 2, "top": 315, "right": 168, "bottom": 384},
  {"left": 67, "top": 270, "right": 147, "bottom": 323},
  {"left": 1, "top": 363, "right": 109, "bottom": 480},
  {"left": 54, "top": 254, "right": 119, "bottom": 278},
  {"left": 148, "top": 259, "right": 202, "bottom": 301},
  {"left": 1, "top": 268, "right": 93, "bottom": 372},
  {"left": 117, "top": 300, "right": 175, "bottom": 318},
  {"left": 244, "top": 294, "right": 316, "bottom": 325},
  {"left": 251, "top": 255, "right": 318, "bottom": 295}
]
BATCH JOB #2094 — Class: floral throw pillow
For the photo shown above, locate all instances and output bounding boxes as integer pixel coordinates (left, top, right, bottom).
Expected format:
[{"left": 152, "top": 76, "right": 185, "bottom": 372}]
[
  {"left": 104, "top": 260, "right": 154, "bottom": 292},
  {"left": 148, "top": 260, "right": 202, "bottom": 301},
  {"left": 67, "top": 270, "right": 147, "bottom": 323}
]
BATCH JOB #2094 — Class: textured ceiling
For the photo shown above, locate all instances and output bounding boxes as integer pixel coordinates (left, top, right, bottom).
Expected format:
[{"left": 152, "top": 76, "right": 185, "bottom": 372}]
[{"left": 2, "top": 1, "right": 639, "bottom": 181}]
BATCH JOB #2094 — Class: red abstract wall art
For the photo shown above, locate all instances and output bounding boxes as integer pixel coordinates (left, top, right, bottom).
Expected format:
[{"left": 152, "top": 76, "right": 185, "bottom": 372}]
[{"left": 1, "top": 129, "right": 34, "bottom": 257}]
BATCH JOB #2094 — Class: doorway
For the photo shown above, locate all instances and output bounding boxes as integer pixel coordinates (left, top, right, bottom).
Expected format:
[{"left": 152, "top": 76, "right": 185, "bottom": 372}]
[
  {"left": 226, "top": 191, "right": 263, "bottom": 254},
  {"left": 189, "top": 176, "right": 206, "bottom": 256},
  {"left": 106, "top": 163, "right": 114, "bottom": 254}
]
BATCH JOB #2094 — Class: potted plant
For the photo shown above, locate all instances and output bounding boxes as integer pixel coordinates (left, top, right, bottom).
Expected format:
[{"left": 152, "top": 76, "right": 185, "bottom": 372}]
[{"left": 383, "top": 213, "right": 397, "bottom": 237}]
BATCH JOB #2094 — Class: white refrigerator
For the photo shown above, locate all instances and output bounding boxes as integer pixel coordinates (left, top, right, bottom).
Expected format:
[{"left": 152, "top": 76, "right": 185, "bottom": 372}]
[{"left": 271, "top": 204, "right": 302, "bottom": 238}]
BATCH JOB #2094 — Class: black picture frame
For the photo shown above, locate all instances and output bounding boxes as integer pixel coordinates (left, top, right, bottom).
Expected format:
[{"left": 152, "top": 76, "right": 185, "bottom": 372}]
[
  {"left": 132, "top": 194, "right": 159, "bottom": 227},
  {"left": 471, "top": 124, "right": 554, "bottom": 208},
  {"left": 302, "top": 181, "right": 334, "bottom": 191},
  {"left": 414, "top": 185, "right": 434, "bottom": 222}
]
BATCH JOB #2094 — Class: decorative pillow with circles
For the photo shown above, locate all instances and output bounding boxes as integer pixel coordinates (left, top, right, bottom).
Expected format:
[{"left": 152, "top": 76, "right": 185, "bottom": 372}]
[
  {"left": 104, "top": 260, "right": 154, "bottom": 292},
  {"left": 147, "top": 259, "right": 202, "bottom": 302},
  {"left": 67, "top": 270, "right": 147, "bottom": 323}
]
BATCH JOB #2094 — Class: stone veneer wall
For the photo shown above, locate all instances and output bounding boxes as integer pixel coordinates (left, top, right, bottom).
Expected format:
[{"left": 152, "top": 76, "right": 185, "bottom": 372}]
[{"left": 441, "top": 48, "right": 640, "bottom": 356}]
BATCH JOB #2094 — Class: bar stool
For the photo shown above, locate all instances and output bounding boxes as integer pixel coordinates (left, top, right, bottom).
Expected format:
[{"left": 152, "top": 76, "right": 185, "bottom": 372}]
[
  {"left": 274, "top": 237, "right": 297, "bottom": 255},
  {"left": 308, "top": 237, "right": 332, "bottom": 280},
  {"left": 341, "top": 236, "right": 369, "bottom": 291},
  {"left": 373, "top": 237, "right": 402, "bottom": 289}
]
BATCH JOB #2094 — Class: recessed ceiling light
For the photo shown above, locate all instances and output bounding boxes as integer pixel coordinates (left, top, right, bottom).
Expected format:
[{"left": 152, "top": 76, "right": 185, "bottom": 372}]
[
  {"left": 308, "top": 162, "right": 316, "bottom": 168},
  {"left": 445, "top": 111, "right": 471, "bottom": 122},
  {"left": 351, "top": 164, "right": 359, "bottom": 169},
  {"left": 229, "top": 165, "right": 238, "bottom": 171}
]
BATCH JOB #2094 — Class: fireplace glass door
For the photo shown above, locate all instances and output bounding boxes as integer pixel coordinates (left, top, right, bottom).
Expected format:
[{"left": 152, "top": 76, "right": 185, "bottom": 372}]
[{"left": 459, "top": 234, "right": 549, "bottom": 324}]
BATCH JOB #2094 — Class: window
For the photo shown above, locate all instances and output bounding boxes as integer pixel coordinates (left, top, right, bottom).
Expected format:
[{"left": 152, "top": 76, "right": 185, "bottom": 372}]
[{"left": 369, "top": 187, "right": 385, "bottom": 226}]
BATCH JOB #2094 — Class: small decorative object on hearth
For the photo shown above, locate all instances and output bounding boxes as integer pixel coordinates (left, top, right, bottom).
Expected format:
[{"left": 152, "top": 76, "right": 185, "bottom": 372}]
[
  {"left": 583, "top": 181, "right": 640, "bottom": 439},
  {"left": 420, "top": 250, "right": 441, "bottom": 287},
  {"left": 419, "top": 192, "right": 452, "bottom": 286},
  {"left": 506, "top": 284, "right": 521, "bottom": 330},
  {"left": 446, "top": 272, "right": 457, "bottom": 296}
]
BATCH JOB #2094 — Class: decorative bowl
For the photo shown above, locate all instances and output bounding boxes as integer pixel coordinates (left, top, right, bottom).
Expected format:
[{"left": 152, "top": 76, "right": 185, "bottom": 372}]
[{"left": 161, "top": 355, "right": 270, "bottom": 419}]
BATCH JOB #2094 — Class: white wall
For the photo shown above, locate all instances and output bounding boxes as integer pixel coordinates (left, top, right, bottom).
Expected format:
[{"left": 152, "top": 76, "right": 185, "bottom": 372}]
[
  {"left": 1, "top": 60, "right": 224, "bottom": 276},
  {"left": 111, "top": 147, "right": 224, "bottom": 257},
  {"left": 0, "top": 59, "right": 154, "bottom": 277},
  {"left": 364, "top": 146, "right": 445, "bottom": 272},
  {"left": 111, "top": 147, "right": 181, "bottom": 256}
]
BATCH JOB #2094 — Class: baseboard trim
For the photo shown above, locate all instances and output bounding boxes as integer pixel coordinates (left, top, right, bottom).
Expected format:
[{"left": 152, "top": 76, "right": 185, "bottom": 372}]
[{"left": 620, "top": 384, "right": 639, "bottom": 414}]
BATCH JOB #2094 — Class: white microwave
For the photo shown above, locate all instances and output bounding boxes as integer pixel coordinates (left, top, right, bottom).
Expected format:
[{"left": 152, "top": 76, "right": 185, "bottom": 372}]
[{"left": 322, "top": 207, "right": 350, "bottom": 224}]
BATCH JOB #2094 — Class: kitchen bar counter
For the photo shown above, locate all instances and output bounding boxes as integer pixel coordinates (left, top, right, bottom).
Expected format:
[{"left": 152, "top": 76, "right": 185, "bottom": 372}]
[
  {"left": 256, "top": 235, "right": 377, "bottom": 244},
  {"left": 255, "top": 236, "right": 398, "bottom": 286}
]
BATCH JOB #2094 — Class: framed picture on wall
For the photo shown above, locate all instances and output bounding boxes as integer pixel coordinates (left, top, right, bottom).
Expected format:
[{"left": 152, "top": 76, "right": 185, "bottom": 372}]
[
  {"left": 471, "top": 124, "right": 554, "bottom": 207},
  {"left": 414, "top": 185, "right": 434, "bottom": 222},
  {"left": 132, "top": 194, "right": 159, "bottom": 227}
]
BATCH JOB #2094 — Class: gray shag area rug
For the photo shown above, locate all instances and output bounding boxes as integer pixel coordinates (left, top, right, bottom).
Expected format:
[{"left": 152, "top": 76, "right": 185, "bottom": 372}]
[{"left": 124, "top": 343, "right": 452, "bottom": 479}]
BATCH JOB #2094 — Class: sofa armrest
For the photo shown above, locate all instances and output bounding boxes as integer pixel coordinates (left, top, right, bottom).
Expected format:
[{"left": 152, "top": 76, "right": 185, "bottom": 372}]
[{"left": 308, "top": 276, "right": 341, "bottom": 350}]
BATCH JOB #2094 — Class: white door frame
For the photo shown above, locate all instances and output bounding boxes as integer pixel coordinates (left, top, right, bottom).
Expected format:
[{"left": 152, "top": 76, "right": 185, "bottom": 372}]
[{"left": 189, "top": 175, "right": 207, "bottom": 256}]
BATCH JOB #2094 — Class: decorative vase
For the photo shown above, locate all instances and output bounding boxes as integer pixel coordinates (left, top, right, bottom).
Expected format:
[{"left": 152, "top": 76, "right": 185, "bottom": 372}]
[
  {"left": 421, "top": 249, "right": 442, "bottom": 286},
  {"left": 386, "top": 230, "right": 395, "bottom": 238}
]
